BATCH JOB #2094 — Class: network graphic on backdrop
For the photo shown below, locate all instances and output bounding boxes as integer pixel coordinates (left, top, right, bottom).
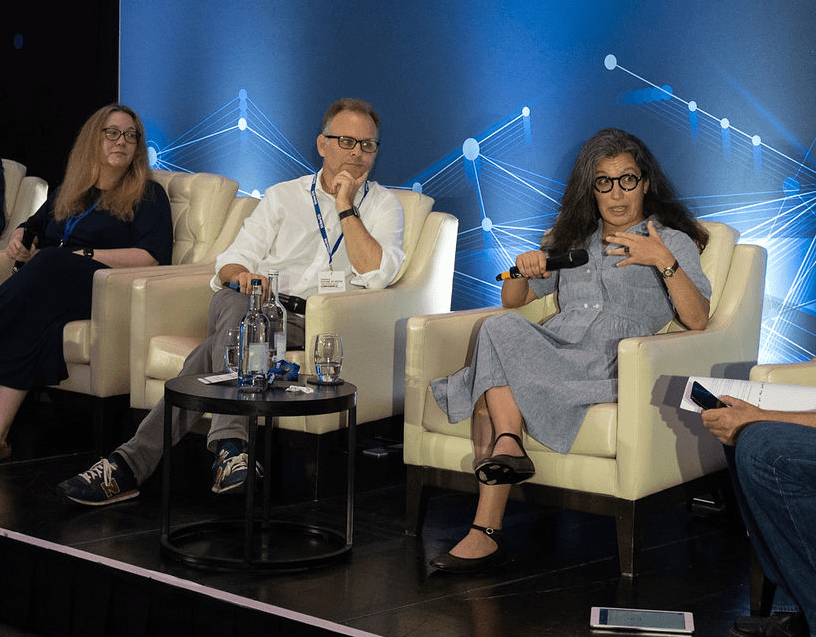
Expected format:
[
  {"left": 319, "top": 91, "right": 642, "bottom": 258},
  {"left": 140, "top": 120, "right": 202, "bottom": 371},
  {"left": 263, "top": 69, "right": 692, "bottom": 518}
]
[{"left": 145, "top": 56, "right": 816, "bottom": 363}]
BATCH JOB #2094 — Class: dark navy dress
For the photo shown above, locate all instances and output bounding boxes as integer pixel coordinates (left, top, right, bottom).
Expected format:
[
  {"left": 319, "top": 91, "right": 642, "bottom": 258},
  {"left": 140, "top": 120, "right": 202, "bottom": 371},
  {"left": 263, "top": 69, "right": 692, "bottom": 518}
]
[{"left": 0, "top": 180, "right": 172, "bottom": 389}]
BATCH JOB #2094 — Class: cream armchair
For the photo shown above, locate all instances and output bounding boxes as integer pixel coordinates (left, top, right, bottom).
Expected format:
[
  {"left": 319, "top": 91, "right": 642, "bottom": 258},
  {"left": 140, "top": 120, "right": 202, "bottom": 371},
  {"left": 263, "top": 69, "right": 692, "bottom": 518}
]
[
  {"left": 128, "top": 189, "right": 458, "bottom": 495},
  {"left": 54, "top": 170, "right": 243, "bottom": 452},
  {"left": 1, "top": 158, "right": 49, "bottom": 282},
  {"left": 403, "top": 221, "right": 767, "bottom": 577}
]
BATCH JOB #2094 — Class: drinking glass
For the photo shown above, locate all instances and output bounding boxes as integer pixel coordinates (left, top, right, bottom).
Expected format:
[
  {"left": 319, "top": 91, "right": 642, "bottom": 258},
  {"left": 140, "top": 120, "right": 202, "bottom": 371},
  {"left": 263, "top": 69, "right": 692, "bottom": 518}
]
[
  {"left": 224, "top": 327, "right": 240, "bottom": 373},
  {"left": 313, "top": 333, "right": 343, "bottom": 383}
]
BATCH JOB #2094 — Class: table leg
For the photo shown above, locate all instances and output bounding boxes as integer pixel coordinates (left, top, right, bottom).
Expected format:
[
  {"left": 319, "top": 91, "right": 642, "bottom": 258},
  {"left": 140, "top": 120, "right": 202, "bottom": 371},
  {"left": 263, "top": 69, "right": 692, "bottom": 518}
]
[
  {"left": 262, "top": 416, "right": 275, "bottom": 526},
  {"left": 346, "top": 405, "right": 356, "bottom": 545},
  {"left": 244, "top": 415, "right": 258, "bottom": 563},
  {"left": 161, "top": 401, "right": 173, "bottom": 539}
]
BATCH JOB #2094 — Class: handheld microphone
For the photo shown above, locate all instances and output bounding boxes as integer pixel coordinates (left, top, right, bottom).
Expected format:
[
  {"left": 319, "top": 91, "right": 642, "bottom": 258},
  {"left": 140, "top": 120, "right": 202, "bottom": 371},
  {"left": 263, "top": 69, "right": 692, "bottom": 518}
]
[
  {"left": 495, "top": 248, "right": 589, "bottom": 281},
  {"left": 12, "top": 226, "right": 36, "bottom": 273},
  {"left": 223, "top": 282, "right": 308, "bottom": 314}
]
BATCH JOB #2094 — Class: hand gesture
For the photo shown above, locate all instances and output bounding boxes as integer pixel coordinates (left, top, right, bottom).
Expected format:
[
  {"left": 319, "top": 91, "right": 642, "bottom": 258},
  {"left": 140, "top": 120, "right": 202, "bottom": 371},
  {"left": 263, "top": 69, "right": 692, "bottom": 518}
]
[{"left": 605, "top": 220, "right": 675, "bottom": 269}]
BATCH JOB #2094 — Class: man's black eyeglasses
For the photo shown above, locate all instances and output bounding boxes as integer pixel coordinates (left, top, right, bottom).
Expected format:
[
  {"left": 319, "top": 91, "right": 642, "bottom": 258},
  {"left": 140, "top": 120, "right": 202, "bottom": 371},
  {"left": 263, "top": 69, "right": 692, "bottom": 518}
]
[{"left": 324, "top": 135, "right": 380, "bottom": 153}]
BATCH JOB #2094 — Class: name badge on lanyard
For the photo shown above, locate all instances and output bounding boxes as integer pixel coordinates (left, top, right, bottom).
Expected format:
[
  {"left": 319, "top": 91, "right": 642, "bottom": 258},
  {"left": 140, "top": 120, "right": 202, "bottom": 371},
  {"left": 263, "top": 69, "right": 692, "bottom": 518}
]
[{"left": 311, "top": 173, "right": 369, "bottom": 294}]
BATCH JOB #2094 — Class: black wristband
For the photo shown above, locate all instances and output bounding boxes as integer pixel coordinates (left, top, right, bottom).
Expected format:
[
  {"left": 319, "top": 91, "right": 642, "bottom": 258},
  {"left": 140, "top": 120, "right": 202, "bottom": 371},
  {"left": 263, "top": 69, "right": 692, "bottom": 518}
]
[{"left": 83, "top": 247, "right": 94, "bottom": 258}]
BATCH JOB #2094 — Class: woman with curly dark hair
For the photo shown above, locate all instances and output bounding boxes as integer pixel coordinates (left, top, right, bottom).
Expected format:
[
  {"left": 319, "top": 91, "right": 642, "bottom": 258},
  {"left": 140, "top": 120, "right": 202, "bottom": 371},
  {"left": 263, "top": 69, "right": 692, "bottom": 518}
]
[
  {"left": 0, "top": 104, "right": 172, "bottom": 461},
  {"left": 430, "top": 128, "right": 711, "bottom": 573}
]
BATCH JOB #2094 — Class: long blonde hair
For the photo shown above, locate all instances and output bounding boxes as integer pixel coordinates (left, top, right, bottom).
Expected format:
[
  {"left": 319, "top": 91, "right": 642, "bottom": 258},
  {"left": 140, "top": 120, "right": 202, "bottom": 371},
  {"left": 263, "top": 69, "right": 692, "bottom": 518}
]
[{"left": 54, "top": 104, "right": 150, "bottom": 222}]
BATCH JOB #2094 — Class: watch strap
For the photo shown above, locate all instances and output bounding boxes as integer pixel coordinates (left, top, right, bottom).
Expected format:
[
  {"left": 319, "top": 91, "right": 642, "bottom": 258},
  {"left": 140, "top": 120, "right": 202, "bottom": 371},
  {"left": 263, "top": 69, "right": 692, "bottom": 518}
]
[
  {"left": 338, "top": 206, "right": 359, "bottom": 221},
  {"left": 661, "top": 259, "right": 679, "bottom": 278}
]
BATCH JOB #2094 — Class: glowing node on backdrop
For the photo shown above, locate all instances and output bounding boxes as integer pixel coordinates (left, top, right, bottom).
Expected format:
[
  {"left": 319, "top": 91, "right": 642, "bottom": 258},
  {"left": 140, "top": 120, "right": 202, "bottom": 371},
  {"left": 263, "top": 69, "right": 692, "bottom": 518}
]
[
  {"left": 238, "top": 117, "right": 247, "bottom": 131},
  {"left": 482, "top": 218, "right": 493, "bottom": 232},
  {"left": 251, "top": 189, "right": 261, "bottom": 199},
  {"left": 522, "top": 106, "right": 530, "bottom": 117},
  {"left": 752, "top": 135, "right": 761, "bottom": 146},
  {"left": 238, "top": 88, "right": 247, "bottom": 101},
  {"left": 604, "top": 54, "right": 617, "bottom": 70},
  {"left": 412, "top": 182, "right": 423, "bottom": 193},
  {"left": 720, "top": 118, "right": 730, "bottom": 129},
  {"left": 147, "top": 146, "right": 158, "bottom": 168},
  {"left": 462, "top": 137, "right": 480, "bottom": 161},
  {"left": 782, "top": 177, "right": 800, "bottom": 196},
  {"left": 688, "top": 101, "right": 697, "bottom": 112}
]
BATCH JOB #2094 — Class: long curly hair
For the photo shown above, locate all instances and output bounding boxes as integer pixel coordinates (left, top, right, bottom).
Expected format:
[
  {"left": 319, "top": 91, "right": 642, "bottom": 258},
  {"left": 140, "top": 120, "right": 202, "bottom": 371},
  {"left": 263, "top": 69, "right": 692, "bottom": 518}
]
[
  {"left": 54, "top": 104, "right": 150, "bottom": 222},
  {"left": 543, "top": 128, "right": 707, "bottom": 254}
]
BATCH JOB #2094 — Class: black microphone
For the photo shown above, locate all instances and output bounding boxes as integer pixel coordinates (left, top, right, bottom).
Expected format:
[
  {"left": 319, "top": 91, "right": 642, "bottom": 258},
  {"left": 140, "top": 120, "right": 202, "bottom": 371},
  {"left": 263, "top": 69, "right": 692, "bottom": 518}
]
[
  {"left": 12, "top": 226, "right": 36, "bottom": 273},
  {"left": 495, "top": 248, "right": 589, "bottom": 281}
]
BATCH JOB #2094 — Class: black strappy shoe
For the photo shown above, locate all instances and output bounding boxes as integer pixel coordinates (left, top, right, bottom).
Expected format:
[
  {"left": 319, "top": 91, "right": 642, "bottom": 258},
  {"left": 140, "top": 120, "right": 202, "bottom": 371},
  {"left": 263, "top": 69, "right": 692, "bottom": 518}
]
[
  {"left": 473, "top": 432, "right": 535, "bottom": 485},
  {"left": 429, "top": 524, "right": 508, "bottom": 573}
]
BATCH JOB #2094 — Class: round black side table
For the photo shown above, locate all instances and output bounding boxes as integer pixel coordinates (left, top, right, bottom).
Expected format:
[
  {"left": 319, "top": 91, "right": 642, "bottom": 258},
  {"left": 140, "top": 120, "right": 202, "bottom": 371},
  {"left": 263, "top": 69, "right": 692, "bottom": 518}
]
[{"left": 161, "top": 374, "right": 357, "bottom": 570}]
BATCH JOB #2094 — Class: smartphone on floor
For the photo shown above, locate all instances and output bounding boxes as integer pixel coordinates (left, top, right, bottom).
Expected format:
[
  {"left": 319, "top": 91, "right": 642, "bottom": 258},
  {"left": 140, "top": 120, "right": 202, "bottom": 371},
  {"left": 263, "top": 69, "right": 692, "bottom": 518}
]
[{"left": 590, "top": 606, "right": 694, "bottom": 633}]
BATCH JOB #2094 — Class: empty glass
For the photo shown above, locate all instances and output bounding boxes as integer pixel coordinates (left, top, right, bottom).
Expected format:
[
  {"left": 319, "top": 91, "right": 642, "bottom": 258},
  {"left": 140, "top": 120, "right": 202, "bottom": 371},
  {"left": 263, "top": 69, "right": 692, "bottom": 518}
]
[
  {"left": 313, "top": 333, "right": 343, "bottom": 383},
  {"left": 224, "top": 327, "right": 240, "bottom": 373}
]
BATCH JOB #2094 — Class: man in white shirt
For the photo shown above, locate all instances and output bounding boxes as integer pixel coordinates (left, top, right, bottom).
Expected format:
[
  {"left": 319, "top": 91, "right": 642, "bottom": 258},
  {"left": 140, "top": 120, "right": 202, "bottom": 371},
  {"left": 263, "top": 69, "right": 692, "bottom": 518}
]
[{"left": 59, "top": 98, "right": 406, "bottom": 504}]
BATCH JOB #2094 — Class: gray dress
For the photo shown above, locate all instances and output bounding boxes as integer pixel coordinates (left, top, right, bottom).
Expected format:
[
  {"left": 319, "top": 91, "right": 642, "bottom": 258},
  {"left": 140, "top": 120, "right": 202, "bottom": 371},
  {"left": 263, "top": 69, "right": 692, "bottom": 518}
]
[{"left": 431, "top": 217, "right": 712, "bottom": 454}]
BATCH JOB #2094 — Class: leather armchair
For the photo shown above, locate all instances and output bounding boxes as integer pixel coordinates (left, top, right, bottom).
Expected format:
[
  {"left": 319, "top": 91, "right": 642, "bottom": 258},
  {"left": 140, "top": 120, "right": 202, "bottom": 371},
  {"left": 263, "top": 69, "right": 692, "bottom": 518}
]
[
  {"left": 128, "top": 189, "right": 459, "bottom": 495},
  {"left": 0, "top": 158, "right": 49, "bottom": 282},
  {"left": 403, "top": 221, "right": 767, "bottom": 577},
  {"left": 54, "top": 170, "right": 242, "bottom": 451}
]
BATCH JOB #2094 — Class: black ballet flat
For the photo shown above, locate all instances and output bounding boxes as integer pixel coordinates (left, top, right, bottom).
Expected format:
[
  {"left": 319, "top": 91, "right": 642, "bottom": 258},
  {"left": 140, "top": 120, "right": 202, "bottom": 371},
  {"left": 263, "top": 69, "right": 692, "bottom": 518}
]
[
  {"left": 429, "top": 524, "right": 508, "bottom": 574},
  {"left": 474, "top": 432, "right": 535, "bottom": 485}
]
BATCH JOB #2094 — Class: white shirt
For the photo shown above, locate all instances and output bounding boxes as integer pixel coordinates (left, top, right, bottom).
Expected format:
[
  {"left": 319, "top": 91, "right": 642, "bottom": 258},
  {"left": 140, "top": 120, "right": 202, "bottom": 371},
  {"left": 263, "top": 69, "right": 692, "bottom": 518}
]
[{"left": 211, "top": 170, "right": 406, "bottom": 298}]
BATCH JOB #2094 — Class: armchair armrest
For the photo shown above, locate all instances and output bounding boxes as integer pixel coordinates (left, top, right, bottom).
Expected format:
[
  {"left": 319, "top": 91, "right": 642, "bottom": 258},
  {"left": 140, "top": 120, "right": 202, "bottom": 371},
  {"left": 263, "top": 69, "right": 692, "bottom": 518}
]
[
  {"left": 750, "top": 359, "right": 816, "bottom": 386},
  {"left": 129, "top": 264, "right": 216, "bottom": 408},
  {"left": 404, "top": 295, "right": 558, "bottom": 442},
  {"left": 614, "top": 242, "right": 767, "bottom": 499}
]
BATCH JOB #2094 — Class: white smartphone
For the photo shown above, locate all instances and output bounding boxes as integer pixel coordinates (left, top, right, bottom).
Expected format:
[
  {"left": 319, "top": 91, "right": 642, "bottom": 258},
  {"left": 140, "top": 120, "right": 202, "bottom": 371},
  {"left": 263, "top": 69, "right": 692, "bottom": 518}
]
[{"left": 590, "top": 607, "right": 694, "bottom": 634}]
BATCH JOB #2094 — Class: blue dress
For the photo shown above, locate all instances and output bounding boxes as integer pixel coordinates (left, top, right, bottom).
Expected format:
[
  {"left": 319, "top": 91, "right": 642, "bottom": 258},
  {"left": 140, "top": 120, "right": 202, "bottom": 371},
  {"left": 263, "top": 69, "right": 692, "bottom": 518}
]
[
  {"left": 431, "top": 217, "right": 712, "bottom": 454},
  {"left": 0, "top": 181, "right": 172, "bottom": 389}
]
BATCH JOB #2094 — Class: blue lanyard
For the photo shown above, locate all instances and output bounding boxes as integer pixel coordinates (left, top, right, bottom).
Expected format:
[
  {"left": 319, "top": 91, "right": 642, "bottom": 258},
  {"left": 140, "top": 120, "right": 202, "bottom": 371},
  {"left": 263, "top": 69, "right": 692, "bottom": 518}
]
[
  {"left": 60, "top": 199, "right": 100, "bottom": 246},
  {"left": 310, "top": 173, "right": 369, "bottom": 268}
]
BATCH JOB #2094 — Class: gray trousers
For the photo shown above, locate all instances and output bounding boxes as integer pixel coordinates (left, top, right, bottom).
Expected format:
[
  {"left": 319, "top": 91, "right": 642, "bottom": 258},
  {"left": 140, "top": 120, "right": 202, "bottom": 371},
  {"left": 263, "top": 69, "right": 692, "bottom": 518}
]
[{"left": 116, "top": 288, "right": 305, "bottom": 484}]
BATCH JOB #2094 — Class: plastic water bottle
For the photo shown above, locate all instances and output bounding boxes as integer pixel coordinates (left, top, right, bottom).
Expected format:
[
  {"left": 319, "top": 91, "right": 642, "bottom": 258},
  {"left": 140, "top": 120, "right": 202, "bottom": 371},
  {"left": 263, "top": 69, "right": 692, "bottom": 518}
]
[
  {"left": 263, "top": 270, "right": 287, "bottom": 369},
  {"left": 238, "top": 279, "right": 269, "bottom": 392}
]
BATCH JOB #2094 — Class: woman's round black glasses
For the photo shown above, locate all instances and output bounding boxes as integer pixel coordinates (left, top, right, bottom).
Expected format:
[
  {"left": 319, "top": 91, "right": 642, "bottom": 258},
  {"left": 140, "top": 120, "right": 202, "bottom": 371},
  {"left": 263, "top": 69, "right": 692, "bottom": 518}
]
[
  {"left": 593, "top": 174, "right": 642, "bottom": 193},
  {"left": 324, "top": 135, "right": 380, "bottom": 153}
]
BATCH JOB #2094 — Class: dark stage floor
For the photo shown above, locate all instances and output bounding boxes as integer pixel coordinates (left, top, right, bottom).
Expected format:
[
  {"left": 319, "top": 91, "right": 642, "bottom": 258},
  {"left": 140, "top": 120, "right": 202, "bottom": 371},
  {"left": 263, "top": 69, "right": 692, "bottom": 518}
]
[{"left": 0, "top": 393, "right": 755, "bottom": 637}]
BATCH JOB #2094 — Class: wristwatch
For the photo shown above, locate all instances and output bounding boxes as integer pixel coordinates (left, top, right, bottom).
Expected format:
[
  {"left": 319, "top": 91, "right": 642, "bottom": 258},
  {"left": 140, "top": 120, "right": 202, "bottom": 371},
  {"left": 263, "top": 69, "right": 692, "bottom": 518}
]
[
  {"left": 338, "top": 206, "right": 360, "bottom": 221},
  {"left": 660, "top": 259, "right": 679, "bottom": 279},
  {"left": 83, "top": 247, "right": 94, "bottom": 258}
]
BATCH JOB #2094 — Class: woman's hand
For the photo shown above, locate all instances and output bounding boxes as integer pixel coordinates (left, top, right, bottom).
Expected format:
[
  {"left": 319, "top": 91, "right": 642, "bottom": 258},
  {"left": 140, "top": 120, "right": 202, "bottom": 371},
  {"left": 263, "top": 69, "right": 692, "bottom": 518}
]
[
  {"left": 3, "top": 227, "right": 37, "bottom": 263},
  {"left": 605, "top": 220, "right": 674, "bottom": 268},
  {"left": 501, "top": 249, "right": 550, "bottom": 308},
  {"left": 606, "top": 220, "right": 710, "bottom": 330}
]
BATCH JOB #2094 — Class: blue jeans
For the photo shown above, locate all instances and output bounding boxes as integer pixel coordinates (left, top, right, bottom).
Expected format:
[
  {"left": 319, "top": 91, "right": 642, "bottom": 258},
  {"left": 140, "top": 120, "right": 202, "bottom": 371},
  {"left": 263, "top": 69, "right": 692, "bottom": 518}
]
[{"left": 727, "top": 421, "right": 816, "bottom": 634}]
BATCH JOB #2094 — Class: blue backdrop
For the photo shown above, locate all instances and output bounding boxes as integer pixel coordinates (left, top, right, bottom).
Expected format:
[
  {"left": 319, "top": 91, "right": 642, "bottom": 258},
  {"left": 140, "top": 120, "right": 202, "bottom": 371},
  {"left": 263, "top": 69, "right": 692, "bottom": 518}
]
[{"left": 121, "top": 0, "right": 816, "bottom": 364}]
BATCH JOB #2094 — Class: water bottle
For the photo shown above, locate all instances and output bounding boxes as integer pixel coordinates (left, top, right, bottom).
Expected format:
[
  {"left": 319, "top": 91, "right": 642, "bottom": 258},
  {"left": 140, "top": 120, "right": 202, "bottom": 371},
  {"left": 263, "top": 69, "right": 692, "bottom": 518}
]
[
  {"left": 263, "top": 270, "right": 287, "bottom": 369},
  {"left": 238, "top": 278, "right": 269, "bottom": 392}
]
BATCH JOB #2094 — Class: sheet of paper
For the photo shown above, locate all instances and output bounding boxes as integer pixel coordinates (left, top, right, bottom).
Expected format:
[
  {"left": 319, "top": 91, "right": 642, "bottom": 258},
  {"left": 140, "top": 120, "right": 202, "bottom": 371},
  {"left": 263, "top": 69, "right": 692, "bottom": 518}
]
[{"left": 680, "top": 376, "right": 816, "bottom": 413}]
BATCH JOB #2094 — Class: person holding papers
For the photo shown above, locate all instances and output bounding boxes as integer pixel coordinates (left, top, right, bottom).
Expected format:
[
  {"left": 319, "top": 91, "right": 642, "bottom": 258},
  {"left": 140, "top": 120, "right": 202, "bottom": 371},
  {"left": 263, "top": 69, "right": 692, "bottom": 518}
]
[{"left": 701, "top": 399, "right": 815, "bottom": 637}]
